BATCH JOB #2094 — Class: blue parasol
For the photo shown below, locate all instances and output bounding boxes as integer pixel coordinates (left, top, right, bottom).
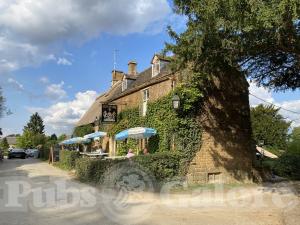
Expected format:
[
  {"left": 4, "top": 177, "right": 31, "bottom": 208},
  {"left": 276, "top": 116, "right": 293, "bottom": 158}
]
[
  {"left": 84, "top": 131, "right": 107, "bottom": 140},
  {"left": 115, "top": 127, "right": 157, "bottom": 141},
  {"left": 60, "top": 137, "right": 91, "bottom": 145}
]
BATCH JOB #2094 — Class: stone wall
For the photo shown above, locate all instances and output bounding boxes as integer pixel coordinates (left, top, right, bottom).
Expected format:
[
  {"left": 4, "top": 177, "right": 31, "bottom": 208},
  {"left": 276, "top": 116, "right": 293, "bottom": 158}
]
[
  {"left": 187, "top": 67, "right": 256, "bottom": 184},
  {"left": 113, "top": 78, "right": 173, "bottom": 112}
]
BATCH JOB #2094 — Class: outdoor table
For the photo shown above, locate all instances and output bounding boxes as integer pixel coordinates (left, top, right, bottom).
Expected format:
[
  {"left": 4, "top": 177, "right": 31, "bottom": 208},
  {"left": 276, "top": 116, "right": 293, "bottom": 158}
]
[
  {"left": 104, "top": 156, "right": 127, "bottom": 160},
  {"left": 85, "top": 152, "right": 109, "bottom": 159}
]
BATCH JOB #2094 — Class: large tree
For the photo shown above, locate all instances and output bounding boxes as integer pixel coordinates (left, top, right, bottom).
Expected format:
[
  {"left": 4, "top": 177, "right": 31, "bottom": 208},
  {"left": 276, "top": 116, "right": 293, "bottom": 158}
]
[
  {"left": 166, "top": 0, "right": 300, "bottom": 182},
  {"left": 24, "top": 112, "right": 45, "bottom": 134},
  {"left": 167, "top": 0, "right": 300, "bottom": 90},
  {"left": 251, "top": 104, "right": 291, "bottom": 149}
]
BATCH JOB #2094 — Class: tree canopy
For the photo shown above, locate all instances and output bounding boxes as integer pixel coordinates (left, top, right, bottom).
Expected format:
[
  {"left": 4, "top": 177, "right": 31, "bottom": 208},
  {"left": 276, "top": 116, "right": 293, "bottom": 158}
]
[
  {"left": 251, "top": 104, "right": 291, "bottom": 149},
  {"left": 50, "top": 134, "right": 58, "bottom": 141},
  {"left": 24, "top": 112, "right": 45, "bottom": 134},
  {"left": 58, "top": 134, "right": 67, "bottom": 142},
  {"left": 16, "top": 130, "right": 46, "bottom": 149},
  {"left": 0, "top": 137, "right": 9, "bottom": 150},
  {"left": 167, "top": 0, "right": 300, "bottom": 91}
]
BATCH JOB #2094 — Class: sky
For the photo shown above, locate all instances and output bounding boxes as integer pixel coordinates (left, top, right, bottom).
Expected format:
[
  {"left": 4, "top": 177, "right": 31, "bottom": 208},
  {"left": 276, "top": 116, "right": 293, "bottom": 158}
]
[{"left": 0, "top": 0, "right": 299, "bottom": 137}]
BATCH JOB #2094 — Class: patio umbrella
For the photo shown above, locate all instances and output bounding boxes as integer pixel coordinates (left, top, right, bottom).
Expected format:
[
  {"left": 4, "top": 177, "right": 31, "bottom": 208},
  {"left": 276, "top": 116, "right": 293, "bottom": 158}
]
[
  {"left": 115, "top": 127, "right": 157, "bottom": 141},
  {"left": 60, "top": 137, "right": 91, "bottom": 145},
  {"left": 84, "top": 131, "right": 107, "bottom": 139}
]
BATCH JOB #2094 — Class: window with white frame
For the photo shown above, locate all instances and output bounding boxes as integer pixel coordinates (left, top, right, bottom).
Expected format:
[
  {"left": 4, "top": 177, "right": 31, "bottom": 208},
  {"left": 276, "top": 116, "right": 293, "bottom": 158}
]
[
  {"left": 152, "top": 61, "right": 160, "bottom": 77},
  {"left": 142, "top": 89, "right": 149, "bottom": 116}
]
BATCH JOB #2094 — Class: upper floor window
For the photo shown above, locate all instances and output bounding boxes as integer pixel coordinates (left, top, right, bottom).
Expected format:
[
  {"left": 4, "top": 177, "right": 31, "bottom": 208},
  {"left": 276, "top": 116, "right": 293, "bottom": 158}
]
[{"left": 142, "top": 89, "right": 149, "bottom": 116}]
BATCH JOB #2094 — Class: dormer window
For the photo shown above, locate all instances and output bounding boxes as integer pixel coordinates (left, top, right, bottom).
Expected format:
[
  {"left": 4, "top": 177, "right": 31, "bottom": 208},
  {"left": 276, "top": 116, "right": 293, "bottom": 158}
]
[
  {"left": 122, "top": 79, "right": 128, "bottom": 91},
  {"left": 151, "top": 54, "right": 170, "bottom": 77},
  {"left": 152, "top": 61, "right": 160, "bottom": 77}
]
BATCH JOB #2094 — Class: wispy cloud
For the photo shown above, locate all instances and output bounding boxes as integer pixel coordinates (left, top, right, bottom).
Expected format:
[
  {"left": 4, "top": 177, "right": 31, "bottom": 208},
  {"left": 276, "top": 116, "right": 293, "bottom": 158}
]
[
  {"left": 57, "top": 57, "right": 72, "bottom": 66},
  {"left": 39, "top": 76, "right": 49, "bottom": 84},
  {"left": 7, "top": 78, "right": 24, "bottom": 91},
  {"left": 45, "top": 81, "right": 67, "bottom": 100}
]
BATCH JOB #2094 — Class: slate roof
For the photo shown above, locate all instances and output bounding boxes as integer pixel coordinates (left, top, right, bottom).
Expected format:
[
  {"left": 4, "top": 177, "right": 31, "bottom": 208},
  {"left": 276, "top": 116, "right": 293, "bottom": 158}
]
[
  {"left": 76, "top": 63, "right": 173, "bottom": 126},
  {"left": 106, "top": 65, "right": 172, "bottom": 103}
]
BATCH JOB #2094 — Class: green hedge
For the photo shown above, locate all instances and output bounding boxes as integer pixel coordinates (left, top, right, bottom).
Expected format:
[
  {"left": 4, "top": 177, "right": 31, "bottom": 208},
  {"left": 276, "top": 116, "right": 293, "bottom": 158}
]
[
  {"left": 272, "top": 153, "right": 300, "bottom": 180},
  {"left": 75, "top": 158, "right": 116, "bottom": 183},
  {"left": 58, "top": 150, "right": 80, "bottom": 170},
  {"left": 133, "top": 152, "right": 182, "bottom": 181},
  {"left": 75, "top": 152, "right": 182, "bottom": 184}
]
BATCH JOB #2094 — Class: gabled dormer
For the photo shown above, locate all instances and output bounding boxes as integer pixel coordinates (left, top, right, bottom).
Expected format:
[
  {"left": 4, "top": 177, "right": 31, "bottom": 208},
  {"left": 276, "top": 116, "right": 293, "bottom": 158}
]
[{"left": 151, "top": 54, "right": 171, "bottom": 77}]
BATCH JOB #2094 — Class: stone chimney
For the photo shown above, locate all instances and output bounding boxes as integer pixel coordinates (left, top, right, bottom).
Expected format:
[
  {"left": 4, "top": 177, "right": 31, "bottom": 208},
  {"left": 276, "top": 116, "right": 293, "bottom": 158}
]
[
  {"left": 111, "top": 70, "right": 124, "bottom": 86},
  {"left": 128, "top": 61, "right": 137, "bottom": 76}
]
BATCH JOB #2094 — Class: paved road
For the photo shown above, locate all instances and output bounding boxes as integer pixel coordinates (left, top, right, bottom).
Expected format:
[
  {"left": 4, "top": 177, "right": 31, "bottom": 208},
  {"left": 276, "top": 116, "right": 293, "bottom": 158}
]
[{"left": 0, "top": 158, "right": 299, "bottom": 225}]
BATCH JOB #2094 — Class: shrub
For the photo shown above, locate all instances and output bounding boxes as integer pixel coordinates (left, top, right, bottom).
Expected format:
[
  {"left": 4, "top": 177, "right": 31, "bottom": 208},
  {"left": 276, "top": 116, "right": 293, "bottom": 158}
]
[
  {"left": 75, "top": 152, "right": 182, "bottom": 185},
  {"left": 58, "top": 150, "right": 80, "bottom": 170},
  {"left": 75, "top": 157, "right": 121, "bottom": 183},
  {"left": 272, "top": 153, "right": 300, "bottom": 180},
  {"left": 132, "top": 152, "right": 182, "bottom": 181}
]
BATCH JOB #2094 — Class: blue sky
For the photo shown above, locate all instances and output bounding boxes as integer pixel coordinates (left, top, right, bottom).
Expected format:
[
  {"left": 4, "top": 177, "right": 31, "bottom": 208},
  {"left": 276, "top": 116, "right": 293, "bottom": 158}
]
[{"left": 0, "top": 0, "right": 299, "bottom": 136}]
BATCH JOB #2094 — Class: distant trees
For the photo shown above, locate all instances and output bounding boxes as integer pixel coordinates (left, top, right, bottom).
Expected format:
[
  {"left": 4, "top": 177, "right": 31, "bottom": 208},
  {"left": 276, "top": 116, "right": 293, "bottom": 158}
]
[
  {"left": 50, "top": 134, "right": 58, "bottom": 141},
  {"left": 17, "top": 130, "right": 46, "bottom": 149},
  {"left": 24, "top": 112, "right": 45, "bottom": 134},
  {"left": 250, "top": 104, "right": 291, "bottom": 149},
  {"left": 58, "top": 134, "right": 67, "bottom": 142},
  {"left": 0, "top": 137, "right": 9, "bottom": 150},
  {"left": 17, "top": 112, "right": 46, "bottom": 149}
]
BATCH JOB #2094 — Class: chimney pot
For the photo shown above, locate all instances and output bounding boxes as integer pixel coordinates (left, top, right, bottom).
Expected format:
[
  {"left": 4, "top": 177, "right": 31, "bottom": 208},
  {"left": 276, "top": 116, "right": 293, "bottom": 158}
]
[
  {"left": 128, "top": 61, "right": 137, "bottom": 76},
  {"left": 111, "top": 70, "right": 124, "bottom": 86}
]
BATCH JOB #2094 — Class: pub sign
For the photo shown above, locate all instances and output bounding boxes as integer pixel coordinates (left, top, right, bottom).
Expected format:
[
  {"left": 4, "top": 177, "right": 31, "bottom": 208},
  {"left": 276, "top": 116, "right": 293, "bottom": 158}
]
[{"left": 102, "top": 104, "right": 117, "bottom": 123}]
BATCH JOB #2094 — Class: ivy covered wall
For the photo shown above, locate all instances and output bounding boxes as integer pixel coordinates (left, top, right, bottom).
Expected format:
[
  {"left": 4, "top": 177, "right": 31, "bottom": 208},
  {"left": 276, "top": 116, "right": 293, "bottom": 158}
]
[{"left": 107, "top": 90, "right": 203, "bottom": 174}]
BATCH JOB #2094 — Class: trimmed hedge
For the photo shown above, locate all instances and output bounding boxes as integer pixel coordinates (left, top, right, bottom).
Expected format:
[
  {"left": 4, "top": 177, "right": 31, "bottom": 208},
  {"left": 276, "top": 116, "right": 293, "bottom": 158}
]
[
  {"left": 75, "top": 158, "right": 116, "bottom": 183},
  {"left": 133, "top": 152, "right": 182, "bottom": 181},
  {"left": 75, "top": 152, "right": 182, "bottom": 184},
  {"left": 58, "top": 150, "right": 80, "bottom": 170}
]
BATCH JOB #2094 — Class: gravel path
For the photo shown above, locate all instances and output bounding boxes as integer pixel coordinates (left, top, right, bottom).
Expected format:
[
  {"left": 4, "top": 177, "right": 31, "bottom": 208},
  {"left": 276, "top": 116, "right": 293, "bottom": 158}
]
[{"left": 0, "top": 158, "right": 299, "bottom": 225}]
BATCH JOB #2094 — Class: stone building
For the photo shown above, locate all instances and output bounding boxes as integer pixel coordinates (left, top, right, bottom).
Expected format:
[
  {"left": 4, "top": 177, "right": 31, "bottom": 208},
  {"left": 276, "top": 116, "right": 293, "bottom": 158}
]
[
  {"left": 77, "top": 54, "right": 255, "bottom": 184},
  {"left": 77, "top": 54, "right": 176, "bottom": 154}
]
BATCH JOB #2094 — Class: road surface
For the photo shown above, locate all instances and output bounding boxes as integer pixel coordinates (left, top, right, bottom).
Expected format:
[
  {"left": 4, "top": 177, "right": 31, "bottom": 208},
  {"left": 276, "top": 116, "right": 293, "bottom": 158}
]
[{"left": 0, "top": 158, "right": 299, "bottom": 225}]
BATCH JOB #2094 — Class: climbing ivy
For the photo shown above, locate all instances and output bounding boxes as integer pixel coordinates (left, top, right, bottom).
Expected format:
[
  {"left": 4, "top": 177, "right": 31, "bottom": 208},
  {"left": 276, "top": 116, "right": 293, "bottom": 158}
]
[{"left": 108, "top": 88, "right": 203, "bottom": 174}]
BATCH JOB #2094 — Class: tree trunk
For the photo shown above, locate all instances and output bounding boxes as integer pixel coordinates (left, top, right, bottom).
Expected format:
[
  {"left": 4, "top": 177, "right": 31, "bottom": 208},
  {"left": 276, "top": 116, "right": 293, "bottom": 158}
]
[{"left": 187, "top": 67, "right": 256, "bottom": 183}]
